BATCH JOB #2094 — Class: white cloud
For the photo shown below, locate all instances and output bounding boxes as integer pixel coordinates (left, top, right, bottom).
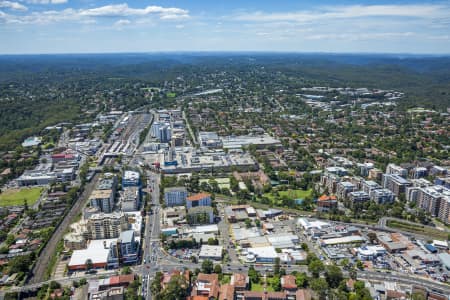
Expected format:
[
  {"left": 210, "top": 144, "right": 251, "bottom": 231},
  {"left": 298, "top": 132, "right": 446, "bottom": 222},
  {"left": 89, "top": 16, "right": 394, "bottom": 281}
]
[
  {"left": 0, "top": 3, "right": 189, "bottom": 24},
  {"left": 114, "top": 19, "right": 130, "bottom": 26},
  {"left": 22, "top": 0, "right": 67, "bottom": 4},
  {"left": 79, "top": 4, "right": 189, "bottom": 19},
  {"left": 304, "top": 32, "right": 416, "bottom": 41},
  {"left": 175, "top": 24, "right": 184, "bottom": 29},
  {"left": 233, "top": 4, "right": 450, "bottom": 23},
  {"left": 0, "top": 1, "right": 27, "bottom": 11}
]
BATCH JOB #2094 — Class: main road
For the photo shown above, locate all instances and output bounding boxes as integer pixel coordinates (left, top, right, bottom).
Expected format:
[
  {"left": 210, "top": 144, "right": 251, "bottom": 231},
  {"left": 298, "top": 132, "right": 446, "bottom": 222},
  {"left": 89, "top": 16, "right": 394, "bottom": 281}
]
[{"left": 141, "top": 170, "right": 162, "bottom": 299}]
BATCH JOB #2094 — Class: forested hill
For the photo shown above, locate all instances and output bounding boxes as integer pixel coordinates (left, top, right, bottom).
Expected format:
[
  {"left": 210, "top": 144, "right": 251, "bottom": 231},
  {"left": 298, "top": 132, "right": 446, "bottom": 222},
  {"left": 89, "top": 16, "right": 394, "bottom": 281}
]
[{"left": 0, "top": 53, "right": 449, "bottom": 151}]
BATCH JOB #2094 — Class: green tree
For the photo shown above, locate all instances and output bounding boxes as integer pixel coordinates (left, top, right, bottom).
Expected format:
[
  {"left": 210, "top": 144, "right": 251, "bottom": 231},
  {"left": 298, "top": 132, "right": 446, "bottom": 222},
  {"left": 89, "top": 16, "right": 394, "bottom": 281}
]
[
  {"left": 201, "top": 259, "right": 214, "bottom": 274},
  {"left": 214, "top": 264, "right": 222, "bottom": 274},
  {"left": 271, "top": 275, "right": 281, "bottom": 292},
  {"left": 121, "top": 266, "right": 132, "bottom": 274},
  {"left": 310, "top": 278, "right": 329, "bottom": 300},
  {"left": 274, "top": 257, "right": 281, "bottom": 275},
  {"left": 85, "top": 259, "right": 93, "bottom": 271},
  {"left": 325, "top": 265, "right": 343, "bottom": 288},
  {"left": 161, "top": 274, "right": 189, "bottom": 300},
  {"left": 248, "top": 265, "right": 260, "bottom": 283},
  {"left": 295, "top": 272, "right": 308, "bottom": 288},
  {"left": 49, "top": 281, "right": 61, "bottom": 290},
  {"left": 151, "top": 272, "right": 163, "bottom": 299},
  {"left": 308, "top": 259, "right": 324, "bottom": 278}
]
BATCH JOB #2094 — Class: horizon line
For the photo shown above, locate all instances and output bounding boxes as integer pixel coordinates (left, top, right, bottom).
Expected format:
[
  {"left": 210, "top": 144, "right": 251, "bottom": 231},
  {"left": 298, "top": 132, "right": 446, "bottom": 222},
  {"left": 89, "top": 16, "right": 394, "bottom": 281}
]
[{"left": 1, "top": 50, "right": 450, "bottom": 57}]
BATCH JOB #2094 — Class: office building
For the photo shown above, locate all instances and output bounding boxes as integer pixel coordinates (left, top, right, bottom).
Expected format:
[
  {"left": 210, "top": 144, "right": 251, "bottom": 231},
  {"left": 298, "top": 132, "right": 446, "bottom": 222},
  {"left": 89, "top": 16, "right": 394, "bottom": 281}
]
[{"left": 164, "top": 187, "right": 188, "bottom": 207}]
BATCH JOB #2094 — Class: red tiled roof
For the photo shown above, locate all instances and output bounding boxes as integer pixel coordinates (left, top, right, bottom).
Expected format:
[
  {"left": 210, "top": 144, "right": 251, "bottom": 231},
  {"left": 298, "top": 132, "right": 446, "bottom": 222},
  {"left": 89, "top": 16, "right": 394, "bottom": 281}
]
[
  {"left": 187, "top": 192, "right": 211, "bottom": 201},
  {"left": 219, "top": 284, "right": 235, "bottom": 300},
  {"left": 295, "top": 290, "right": 311, "bottom": 300},
  {"left": 281, "top": 275, "right": 297, "bottom": 290}
]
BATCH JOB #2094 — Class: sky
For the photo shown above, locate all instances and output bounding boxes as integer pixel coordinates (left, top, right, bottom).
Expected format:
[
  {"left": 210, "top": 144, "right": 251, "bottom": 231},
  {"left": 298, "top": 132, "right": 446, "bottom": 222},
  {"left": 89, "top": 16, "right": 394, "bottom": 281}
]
[{"left": 0, "top": 0, "right": 449, "bottom": 54}]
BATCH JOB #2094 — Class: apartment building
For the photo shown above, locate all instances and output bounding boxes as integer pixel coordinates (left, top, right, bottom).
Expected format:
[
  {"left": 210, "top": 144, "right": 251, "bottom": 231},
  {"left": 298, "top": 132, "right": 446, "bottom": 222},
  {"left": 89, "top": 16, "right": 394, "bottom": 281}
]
[
  {"left": 382, "top": 174, "right": 411, "bottom": 196},
  {"left": 87, "top": 212, "right": 128, "bottom": 240},
  {"left": 89, "top": 189, "right": 115, "bottom": 213}
]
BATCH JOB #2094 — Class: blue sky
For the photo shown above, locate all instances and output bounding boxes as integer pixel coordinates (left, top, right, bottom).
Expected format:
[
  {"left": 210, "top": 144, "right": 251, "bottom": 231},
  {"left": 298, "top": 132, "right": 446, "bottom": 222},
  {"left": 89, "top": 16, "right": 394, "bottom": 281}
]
[{"left": 0, "top": 0, "right": 449, "bottom": 54}]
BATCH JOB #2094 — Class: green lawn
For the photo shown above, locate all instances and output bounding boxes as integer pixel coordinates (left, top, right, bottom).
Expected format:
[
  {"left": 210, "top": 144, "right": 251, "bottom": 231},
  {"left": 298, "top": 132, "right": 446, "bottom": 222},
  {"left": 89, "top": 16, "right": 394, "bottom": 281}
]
[
  {"left": 0, "top": 187, "right": 44, "bottom": 207},
  {"left": 387, "top": 220, "right": 448, "bottom": 240},
  {"left": 264, "top": 189, "right": 312, "bottom": 202},
  {"left": 166, "top": 92, "right": 177, "bottom": 98},
  {"left": 251, "top": 283, "right": 274, "bottom": 292}
]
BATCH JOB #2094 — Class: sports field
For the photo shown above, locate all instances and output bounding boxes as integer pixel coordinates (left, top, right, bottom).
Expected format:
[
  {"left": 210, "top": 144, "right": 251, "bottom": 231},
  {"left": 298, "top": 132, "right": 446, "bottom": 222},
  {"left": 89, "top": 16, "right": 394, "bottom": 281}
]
[
  {"left": 0, "top": 187, "right": 44, "bottom": 207},
  {"left": 264, "top": 189, "right": 312, "bottom": 201}
]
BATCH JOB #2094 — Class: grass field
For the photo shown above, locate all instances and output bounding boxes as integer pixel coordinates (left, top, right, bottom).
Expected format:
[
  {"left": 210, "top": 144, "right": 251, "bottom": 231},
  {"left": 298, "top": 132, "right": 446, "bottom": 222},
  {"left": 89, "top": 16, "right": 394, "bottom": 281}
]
[
  {"left": 0, "top": 187, "right": 44, "bottom": 207},
  {"left": 251, "top": 283, "right": 274, "bottom": 292},
  {"left": 264, "top": 189, "right": 312, "bottom": 202},
  {"left": 387, "top": 220, "right": 448, "bottom": 240},
  {"left": 166, "top": 92, "right": 177, "bottom": 98}
]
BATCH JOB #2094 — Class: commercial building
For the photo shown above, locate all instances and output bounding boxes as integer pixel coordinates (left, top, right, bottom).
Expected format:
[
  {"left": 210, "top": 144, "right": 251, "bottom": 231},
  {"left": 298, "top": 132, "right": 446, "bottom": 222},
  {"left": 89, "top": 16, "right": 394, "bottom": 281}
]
[
  {"left": 438, "top": 253, "right": 450, "bottom": 272},
  {"left": 199, "top": 245, "right": 223, "bottom": 261},
  {"left": 17, "top": 171, "right": 56, "bottom": 187},
  {"left": 354, "top": 245, "right": 387, "bottom": 260},
  {"left": 220, "top": 134, "right": 281, "bottom": 149},
  {"left": 246, "top": 246, "right": 278, "bottom": 263},
  {"left": 187, "top": 206, "right": 214, "bottom": 225},
  {"left": 110, "top": 230, "right": 139, "bottom": 265},
  {"left": 68, "top": 238, "right": 117, "bottom": 271},
  {"left": 199, "top": 132, "right": 222, "bottom": 148},
  {"left": 186, "top": 192, "right": 212, "bottom": 209},
  {"left": 164, "top": 187, "right": 188, "bottom": 207},
  {"left": 89, "top": 189, "right": 115, "bottom": 213},
  {"left": 320, "top": 236, "right": 365, "bottom": 246}
]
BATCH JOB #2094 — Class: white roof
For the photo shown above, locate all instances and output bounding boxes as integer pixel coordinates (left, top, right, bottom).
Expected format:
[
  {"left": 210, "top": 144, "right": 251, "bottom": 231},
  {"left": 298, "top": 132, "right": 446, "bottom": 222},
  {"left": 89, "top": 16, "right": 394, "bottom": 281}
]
[
  {"left": 199, "top": 245, "right": 223, "bottom": 258},
  {"left": 297, "top": 218, "right": 330, "bottom": 230},
  {"left": 247, "top": 246, "right": 278, "bottom": 259},
  {"left": 433, "top": 240, "right": 449, "bottom": 248},
  {"left": 322, "top": 236, "right": 365, "bottom": 245},
  {"left": 191, "top": 224, "right": 219, "bottom": 233},
  {"left": 68, "top": 239, "right": 115, "bottom": 266}
]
